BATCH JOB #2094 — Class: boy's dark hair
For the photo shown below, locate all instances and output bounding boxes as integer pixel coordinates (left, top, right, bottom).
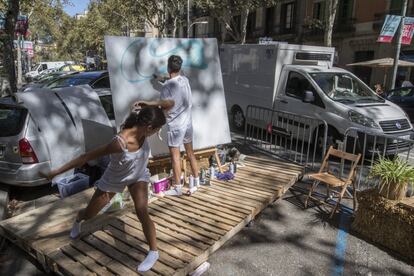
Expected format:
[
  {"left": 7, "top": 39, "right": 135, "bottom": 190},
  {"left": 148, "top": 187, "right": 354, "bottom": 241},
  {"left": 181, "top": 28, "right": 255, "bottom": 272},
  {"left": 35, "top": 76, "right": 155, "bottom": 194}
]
[
  {"left": 167, "top": 55, "right": 183, "bottom": 73},
  {"left": 122, "top": 106, "right": 166, "bottom": 130}
]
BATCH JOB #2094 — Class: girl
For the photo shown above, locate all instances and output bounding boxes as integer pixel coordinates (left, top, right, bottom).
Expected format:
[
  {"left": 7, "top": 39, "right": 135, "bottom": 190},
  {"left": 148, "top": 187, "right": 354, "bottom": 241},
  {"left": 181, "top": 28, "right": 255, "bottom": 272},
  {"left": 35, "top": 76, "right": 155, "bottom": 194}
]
[{"left": 40, "top": 106, "right": 166, "bottom": 272}]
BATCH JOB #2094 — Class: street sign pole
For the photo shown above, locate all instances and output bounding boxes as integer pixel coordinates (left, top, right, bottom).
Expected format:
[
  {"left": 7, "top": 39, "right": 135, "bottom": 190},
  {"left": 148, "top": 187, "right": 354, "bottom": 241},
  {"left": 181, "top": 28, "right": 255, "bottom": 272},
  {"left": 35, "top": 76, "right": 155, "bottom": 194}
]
[{"left": 390, "top": 0, "right": 408, "bottom": 89}]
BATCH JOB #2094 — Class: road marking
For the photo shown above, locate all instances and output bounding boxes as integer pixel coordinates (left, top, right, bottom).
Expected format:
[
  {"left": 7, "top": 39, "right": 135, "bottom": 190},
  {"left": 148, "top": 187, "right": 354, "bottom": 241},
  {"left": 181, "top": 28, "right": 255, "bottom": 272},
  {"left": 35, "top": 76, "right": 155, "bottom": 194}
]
[{"left": 332, "top": 212, "right": 351, "bottom": 276}]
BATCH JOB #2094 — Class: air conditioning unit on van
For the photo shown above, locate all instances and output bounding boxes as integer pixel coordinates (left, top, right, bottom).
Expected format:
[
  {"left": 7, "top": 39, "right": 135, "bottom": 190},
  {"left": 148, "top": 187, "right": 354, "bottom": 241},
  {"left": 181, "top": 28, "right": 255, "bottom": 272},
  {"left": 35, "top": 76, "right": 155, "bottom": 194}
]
[{"left": 293, "top": 52, "right": 333, "bottom": 66}]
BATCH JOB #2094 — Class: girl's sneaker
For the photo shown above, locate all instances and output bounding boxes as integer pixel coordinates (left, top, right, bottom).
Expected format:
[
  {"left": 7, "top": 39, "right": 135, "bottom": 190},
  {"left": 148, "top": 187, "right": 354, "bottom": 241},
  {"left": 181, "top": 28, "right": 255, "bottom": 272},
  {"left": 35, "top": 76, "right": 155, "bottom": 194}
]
[{"left": 70, "top": 220, "right": 81, "bottom": 239}]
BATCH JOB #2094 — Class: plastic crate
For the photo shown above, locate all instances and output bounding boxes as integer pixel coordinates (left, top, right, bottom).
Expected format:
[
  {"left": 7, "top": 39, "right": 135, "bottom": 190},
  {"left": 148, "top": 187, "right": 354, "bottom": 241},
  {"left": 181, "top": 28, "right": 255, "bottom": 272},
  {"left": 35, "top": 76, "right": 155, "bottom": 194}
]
[{"left": 56, "top": 173, "right": 89, "bottom": 198}]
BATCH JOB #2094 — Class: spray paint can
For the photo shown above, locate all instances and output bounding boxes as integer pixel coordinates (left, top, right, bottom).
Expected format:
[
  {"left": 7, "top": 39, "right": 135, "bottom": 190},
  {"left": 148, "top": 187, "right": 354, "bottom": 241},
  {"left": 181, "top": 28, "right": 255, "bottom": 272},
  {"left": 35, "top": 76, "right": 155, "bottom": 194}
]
[
  {"left": 229, "top": 162, "right": 235, "bottom": 174},
  {"left": 209, "top": 166, "right": 215, "bottom": 179},
  {"left": 200, "top": 168, "right": 206, "bottom": 185},
  {"left": 189, "top": 175, "right": 194, "bottom": 189}
]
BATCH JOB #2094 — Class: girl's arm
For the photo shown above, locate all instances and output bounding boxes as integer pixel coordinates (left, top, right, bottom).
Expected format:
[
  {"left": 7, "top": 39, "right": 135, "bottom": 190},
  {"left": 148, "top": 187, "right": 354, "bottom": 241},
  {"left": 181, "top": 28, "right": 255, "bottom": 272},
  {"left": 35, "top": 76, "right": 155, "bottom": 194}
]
[{"left": 41, "top": 138, "right": 122, "bottom": 180}]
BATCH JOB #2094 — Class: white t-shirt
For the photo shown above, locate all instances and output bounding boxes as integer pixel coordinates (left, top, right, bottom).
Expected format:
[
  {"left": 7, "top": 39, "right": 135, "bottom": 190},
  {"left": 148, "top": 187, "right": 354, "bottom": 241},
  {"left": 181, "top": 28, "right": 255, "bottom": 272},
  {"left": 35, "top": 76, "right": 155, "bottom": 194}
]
[{"left": 160, "top": 75, "right": 192, "bottom": 131}]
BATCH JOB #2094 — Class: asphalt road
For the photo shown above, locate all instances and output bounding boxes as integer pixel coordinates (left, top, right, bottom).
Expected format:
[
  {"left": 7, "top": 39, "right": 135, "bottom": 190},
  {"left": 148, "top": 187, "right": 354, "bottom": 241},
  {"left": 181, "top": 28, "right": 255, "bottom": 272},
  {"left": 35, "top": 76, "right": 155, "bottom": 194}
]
[{"left": 204, "top": 182, "right": 414, "bottom": 276}]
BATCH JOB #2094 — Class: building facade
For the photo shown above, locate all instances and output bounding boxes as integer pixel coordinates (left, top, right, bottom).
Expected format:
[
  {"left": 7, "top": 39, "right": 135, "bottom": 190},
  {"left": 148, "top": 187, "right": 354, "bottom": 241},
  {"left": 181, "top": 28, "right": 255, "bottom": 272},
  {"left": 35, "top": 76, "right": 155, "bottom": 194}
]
[{"left": 190, "top": 0, "right": 414, "bottom": 89}]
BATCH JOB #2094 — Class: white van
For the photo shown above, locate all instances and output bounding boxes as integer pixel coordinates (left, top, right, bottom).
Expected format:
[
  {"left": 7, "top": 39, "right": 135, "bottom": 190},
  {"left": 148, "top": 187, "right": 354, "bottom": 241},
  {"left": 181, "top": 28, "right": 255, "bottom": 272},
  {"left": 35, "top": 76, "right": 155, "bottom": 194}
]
[
  {"left": 220, "top": 43, "right": 413, "bottom": 149},
  {"left": 25, "top": 61, "right": 74, "bottom": 79}
]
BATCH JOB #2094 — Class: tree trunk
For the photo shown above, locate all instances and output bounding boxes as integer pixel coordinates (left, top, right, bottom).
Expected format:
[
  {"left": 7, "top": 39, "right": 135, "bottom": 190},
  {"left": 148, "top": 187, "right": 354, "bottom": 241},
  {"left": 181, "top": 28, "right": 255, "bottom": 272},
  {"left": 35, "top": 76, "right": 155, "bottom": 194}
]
[
  {"left": 17, "top": 36, "right": 22, "bottom": 87},
  {"left": 324, "top": 0, "right": 339, "bottom": 47},
  {"left": 3, "top": 0, "right": 19, "bottom": 94},
  {"left": 240, "top": 9, "right": 249, "bottom": 44}
]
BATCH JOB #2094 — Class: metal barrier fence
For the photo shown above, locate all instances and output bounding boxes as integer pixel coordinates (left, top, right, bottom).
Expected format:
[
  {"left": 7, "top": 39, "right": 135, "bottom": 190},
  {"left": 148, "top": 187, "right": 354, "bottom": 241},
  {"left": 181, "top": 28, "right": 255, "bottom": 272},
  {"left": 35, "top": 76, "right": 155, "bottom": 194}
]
[
  {"left": 342, "top": 127, "right": 414, "bottom": 191},
  {"left": 244, "top": 105, "right": 328, "bottom": 170}
]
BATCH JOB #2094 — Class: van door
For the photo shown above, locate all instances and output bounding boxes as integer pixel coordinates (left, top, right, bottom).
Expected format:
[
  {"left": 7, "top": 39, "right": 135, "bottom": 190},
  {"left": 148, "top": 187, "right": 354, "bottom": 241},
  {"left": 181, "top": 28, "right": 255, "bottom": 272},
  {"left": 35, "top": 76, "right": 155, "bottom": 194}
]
[{"left": 274, "top": 70, "right": 325, "bottom": 137}]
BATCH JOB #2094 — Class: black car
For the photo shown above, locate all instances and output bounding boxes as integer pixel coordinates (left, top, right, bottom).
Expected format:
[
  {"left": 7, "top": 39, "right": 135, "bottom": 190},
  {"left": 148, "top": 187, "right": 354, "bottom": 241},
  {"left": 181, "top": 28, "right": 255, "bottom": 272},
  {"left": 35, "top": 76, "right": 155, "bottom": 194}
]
[
  {"left": 44, "top": 70, "right": 110, "bottom": 90},
  {"left": 386, "top": 86, "right": 414, "bottom": 122}
]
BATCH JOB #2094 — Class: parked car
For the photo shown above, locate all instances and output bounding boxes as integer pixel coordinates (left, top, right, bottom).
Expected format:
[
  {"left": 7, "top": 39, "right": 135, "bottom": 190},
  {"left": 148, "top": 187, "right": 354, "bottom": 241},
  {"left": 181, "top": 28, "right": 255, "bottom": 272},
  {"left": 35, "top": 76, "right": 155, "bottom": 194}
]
[
  {"left": 25, "top": 61, "right": 74, "bottom": 80},
  {"left": 59, "top": 64, "right": 86, "bottom": 72},
  {"left": 385, "top": 86, "right": 414, "bottom": 122},
  {"left": 44, "top": 70, "right": 110, "bottom": 90},
  {"left": 0, "top": 87, "right": 115, "bottom": 187},
  {"left": 20, "top": 71, "right": 77, "bottom": 92}
]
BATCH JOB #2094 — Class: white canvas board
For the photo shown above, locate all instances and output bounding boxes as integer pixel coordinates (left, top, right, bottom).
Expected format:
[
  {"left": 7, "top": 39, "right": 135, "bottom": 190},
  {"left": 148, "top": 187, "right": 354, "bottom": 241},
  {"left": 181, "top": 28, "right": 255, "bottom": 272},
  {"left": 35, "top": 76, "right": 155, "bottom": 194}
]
[{"left": 104, "top": 36, "right": 231, "bottom": 157}]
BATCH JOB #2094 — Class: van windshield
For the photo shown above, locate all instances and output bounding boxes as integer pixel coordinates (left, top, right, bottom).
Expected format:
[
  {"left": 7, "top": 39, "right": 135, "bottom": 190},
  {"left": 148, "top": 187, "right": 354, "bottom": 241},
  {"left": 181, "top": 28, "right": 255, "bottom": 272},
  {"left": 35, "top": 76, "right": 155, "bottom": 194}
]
[{"left": 310, "top": 72, "right": 384, "bottom": 104}]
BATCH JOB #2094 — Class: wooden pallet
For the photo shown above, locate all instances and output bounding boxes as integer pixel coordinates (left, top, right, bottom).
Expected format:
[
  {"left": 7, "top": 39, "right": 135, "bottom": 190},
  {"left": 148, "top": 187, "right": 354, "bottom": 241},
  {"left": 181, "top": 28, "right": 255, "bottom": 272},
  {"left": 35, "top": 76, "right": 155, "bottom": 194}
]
[{"left": 0, "top": 155, "right": 303, "bottom": 276}]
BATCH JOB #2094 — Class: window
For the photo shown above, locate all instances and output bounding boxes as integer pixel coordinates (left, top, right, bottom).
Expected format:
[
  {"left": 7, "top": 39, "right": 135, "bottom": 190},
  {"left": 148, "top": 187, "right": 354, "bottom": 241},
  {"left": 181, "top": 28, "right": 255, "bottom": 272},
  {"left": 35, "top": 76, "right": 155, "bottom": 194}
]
[
  {"left": 0, "top": 106, "right": 27, "bottom": 137},
  {"left": 281, "top": 2, "right": 295, "bottom": 32},
  {"left": 265, "top": 7, "right": 275, "bottom": 35},
  {"left": 313, "top": 1, "right": 325, "bottom": 21},
  {"left": 338, "top": 0, "right": 354, "bottom": 23},
  {"left": 42, "top": 64, "right": 48, "bottom": 71},
  {"left": 92, "top": 76, "right": 110, "bottom": 89},
  {"left": 390, "top": 0, "right": 403, "bottom": 15},
  {"left": 388, "top": 88, "right": 414, "bottom": 98},
  {"left": 256, "top": 8, "right": 263, "bottom": 28},
  {"left": 246, "top": 11, "right": 256, "bottom": 37},
  {"left": 286, "top": 71, "right": 311, "bottom": 99},
  {"left": 99, "top": 95, "right": 115, "bottom": 120}
]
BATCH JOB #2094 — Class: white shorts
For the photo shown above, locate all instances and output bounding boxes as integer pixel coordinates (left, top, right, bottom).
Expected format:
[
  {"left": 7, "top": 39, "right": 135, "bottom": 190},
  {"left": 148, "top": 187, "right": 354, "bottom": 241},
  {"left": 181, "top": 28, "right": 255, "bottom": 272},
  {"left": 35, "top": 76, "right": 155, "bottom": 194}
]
[
  {"left": 96, "top": 170, "right": 151, "bottom": 193},
  {"left": 167, "top": 123, "right": 193, "bottom": 147}
]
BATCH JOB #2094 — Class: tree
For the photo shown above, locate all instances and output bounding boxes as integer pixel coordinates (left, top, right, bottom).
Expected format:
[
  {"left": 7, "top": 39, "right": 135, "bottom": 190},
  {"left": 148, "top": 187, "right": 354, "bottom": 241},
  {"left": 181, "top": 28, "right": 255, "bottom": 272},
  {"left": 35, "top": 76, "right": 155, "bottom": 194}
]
[
  {"left": 0, "top": 0, "right": 71, "bottom": 93},
  {"left": 1, "top": 0, "right": 19, "bottom": 93},
  {"left": 324, "top": 0, "right": 339, "bottom": 47},
  {"left": 194, "top": 0, "right": 278, "bottom": 44}
]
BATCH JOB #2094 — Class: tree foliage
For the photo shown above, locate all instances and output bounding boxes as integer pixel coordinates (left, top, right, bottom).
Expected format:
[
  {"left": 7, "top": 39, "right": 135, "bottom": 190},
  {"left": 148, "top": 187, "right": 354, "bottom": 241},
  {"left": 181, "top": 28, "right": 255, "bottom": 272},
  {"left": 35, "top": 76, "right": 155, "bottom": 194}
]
[{"left": 194, "top": 0, "right": 278, "bottom": 43}]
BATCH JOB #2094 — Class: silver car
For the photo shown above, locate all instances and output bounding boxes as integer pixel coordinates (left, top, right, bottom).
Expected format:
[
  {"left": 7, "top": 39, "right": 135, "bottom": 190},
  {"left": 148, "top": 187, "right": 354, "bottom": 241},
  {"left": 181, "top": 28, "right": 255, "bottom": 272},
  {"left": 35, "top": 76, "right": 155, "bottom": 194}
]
[{"left": 0, "top": 89, "right": 115, "bottom": 187}]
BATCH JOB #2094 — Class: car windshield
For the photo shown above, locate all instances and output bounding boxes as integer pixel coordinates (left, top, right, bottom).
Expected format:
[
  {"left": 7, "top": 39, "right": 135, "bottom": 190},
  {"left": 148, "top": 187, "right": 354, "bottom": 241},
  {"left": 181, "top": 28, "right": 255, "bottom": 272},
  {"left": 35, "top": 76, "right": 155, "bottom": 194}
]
[
  {"left": 45, "top": 76, "right": 93, "bottom": 89},
  {"left": 310, "top": 72, "right": 384, "bottom": 104}
]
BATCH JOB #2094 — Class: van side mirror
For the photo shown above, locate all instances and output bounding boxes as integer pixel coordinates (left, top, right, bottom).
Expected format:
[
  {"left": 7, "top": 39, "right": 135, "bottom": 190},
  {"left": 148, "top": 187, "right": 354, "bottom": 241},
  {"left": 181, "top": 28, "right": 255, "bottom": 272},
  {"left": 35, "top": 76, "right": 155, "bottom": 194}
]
[{"left": 303, "top": 90, "right": 315, "bottom": 103}]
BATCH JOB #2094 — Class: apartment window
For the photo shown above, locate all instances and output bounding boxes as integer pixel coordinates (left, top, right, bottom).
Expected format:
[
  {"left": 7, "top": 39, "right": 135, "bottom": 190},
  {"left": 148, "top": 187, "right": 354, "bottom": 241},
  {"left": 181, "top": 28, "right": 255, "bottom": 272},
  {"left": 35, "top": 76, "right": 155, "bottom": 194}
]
[
  {"left": 338, "top": 0, "right": 354, "bottom": 23},
  {"left": 247, "top": 11, "right": 256, "bottom": 36},
  {"left": 256, "top": 8, "right": 263, "bottom": 28},
  {"left": 265, "top": 6, "right": 275, "bottom": 36},
  {"left": 281, "top": 2, "right": 295, "bottom": 32},
  {"left": 313, "top": 1, "right": 325, "bottom": 21},
  {"left": 390, "top": 0, "right": 403, "bottom": 15}
]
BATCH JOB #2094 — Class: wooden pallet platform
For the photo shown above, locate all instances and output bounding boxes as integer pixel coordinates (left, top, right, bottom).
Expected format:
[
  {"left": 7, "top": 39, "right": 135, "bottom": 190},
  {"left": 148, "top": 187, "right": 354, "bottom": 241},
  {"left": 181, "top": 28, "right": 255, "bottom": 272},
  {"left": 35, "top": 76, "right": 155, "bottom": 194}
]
[{"left": 0, "top": 156, "right": 303, "bottom": 276}]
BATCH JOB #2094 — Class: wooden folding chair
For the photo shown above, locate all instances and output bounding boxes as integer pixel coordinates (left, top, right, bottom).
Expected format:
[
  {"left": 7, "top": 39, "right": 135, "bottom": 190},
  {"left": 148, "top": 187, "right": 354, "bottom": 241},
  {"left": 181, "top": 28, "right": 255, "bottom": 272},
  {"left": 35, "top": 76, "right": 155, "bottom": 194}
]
[{"left": 304, "top": 146, "right": 361, "bottom": 218}]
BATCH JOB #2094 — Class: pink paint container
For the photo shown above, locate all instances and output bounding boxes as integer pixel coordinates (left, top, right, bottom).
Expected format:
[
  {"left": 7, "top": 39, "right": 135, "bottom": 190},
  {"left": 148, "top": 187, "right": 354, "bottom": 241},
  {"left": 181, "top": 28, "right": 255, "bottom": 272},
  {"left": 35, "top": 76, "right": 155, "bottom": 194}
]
[{"left": 152, "top": 177, "right": 170, "bottom": 194}]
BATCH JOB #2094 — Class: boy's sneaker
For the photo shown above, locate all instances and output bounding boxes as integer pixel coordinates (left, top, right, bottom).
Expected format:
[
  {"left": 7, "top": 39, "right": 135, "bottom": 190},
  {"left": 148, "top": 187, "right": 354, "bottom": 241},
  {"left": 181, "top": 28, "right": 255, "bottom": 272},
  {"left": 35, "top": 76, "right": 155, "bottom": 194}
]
[{"left": 164, "top": 185, "right": 183, "bottom": 196}]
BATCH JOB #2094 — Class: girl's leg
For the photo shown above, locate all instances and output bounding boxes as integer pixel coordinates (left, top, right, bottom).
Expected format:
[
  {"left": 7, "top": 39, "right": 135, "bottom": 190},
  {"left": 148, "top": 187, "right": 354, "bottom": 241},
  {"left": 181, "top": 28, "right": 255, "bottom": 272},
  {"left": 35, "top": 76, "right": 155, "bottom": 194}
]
[
  {"left": 128, "top": 181, "right": 158, "bottom": 272},
  {"left": 77, "top": 188, "right": 116, "bottom": 221},
  {"left": 128, "top": 182, "right": 157, "bottom": 250},
  {"left": 71, "top": 188, "right": 115, "bottom": 239}
]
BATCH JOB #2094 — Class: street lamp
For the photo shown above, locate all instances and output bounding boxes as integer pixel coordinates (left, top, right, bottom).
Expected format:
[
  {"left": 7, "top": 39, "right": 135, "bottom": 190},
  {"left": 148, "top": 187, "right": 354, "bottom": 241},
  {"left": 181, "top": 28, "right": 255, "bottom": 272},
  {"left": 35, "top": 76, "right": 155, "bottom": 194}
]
[
  {"left": 113, "top": 11, "right": 130, "bottom": 37},
  {"left": 188, "top": 21, "right": 208, "bottom": 38}
]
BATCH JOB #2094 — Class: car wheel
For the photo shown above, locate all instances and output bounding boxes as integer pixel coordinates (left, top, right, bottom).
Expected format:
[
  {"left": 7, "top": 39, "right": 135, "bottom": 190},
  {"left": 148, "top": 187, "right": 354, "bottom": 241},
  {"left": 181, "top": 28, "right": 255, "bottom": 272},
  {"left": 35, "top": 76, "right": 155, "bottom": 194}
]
[{"left": 231, "top": 107, "right": 245, "bottom": 131}]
